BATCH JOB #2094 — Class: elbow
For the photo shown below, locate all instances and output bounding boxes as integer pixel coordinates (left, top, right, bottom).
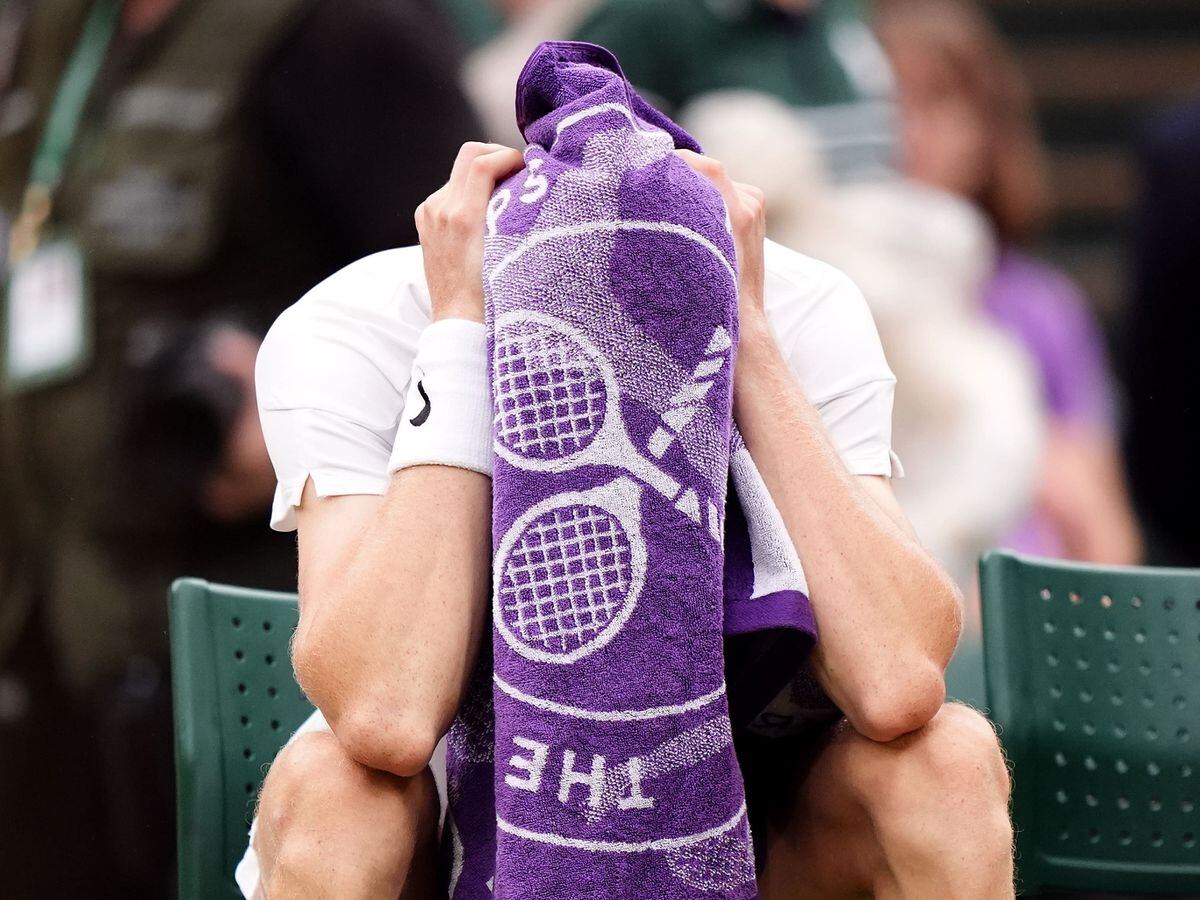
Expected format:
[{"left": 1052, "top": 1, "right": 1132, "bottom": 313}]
[
  {"left": 851, "top": 660, "right": 947, "bottom": 744},
  {"left": 841, "top": 560, "right": 962, "bottom": 743},
  {"left": 291, "top": 627, "right": 332, "bottom": 712},
  {"left": 330, "top": 704, "right": 440, "bottom": 778},
  {"left": 292, "top": 634, "right": 439, "bottom": 777},
  {"left": 917, "top": 560, "right": 965, "bottom": 668},
  {"left": 946, "top": 578, "right": 965, "bottom": 646}
]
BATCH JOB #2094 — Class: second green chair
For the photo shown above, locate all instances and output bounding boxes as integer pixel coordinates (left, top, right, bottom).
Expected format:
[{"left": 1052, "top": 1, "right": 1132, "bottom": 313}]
[{"left": 980, "top": 550, "right": 1200, "bottom": 896}]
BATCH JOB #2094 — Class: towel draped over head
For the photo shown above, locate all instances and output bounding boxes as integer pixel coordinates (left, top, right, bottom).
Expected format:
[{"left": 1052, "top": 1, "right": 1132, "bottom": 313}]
[{"left": 443, "top": 41, "right": 823, "bottom": 899}]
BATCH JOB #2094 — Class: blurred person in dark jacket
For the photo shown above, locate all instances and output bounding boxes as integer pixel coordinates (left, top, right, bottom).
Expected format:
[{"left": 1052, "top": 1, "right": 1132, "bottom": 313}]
[
  {"left": 0, "top": 0, "right": 481, "bottom": 893},
  {"left": 875, "top": 0, "right": 1142, "bottom": 566},
  {"left": 573, "top": 0, "right": 896, "bottom": 179},
  {"left": 1123, "top": 99, "right": 1200, "bottom": 566}
]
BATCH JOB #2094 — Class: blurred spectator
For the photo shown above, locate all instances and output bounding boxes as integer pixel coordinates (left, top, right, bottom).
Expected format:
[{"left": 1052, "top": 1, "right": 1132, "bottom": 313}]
[
  {"left": 438, "top": 0, "right": 506, "bottom": 46},
  {"left": 0, "top": 0, "right": 480, "bottom": 894},
  {"left": 815, "top": 182, "right": 1044, "bottom": 598},
  {"left": 1123, "top": 98, "right": 1200, "bottom": 566},
  {"left": 574, "top": 0, "right": 896, "bottom": 179},
  {"left": 465, "top": 0, "right": 603, "bottom": 147},
  {"left": 685, "top": 92, "right": 1042, "bottom": 598},
  {"left": 876, "top": 0, "right": 1142, "bottom": 566},
  {"left": 112, "top": 317, "right": 275, "bottom": 528}
]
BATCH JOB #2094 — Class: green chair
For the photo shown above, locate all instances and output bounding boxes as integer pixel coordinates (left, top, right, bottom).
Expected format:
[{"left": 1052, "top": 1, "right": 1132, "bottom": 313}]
[
  {"left": 945, "top": 629, "right": 987, "bottom": 711},
  {"left": 979, "top": 550, "right": 1200, "bottom": 895},
  {"left": 169, "top": 578, "right": 312, "bottom": 899}
]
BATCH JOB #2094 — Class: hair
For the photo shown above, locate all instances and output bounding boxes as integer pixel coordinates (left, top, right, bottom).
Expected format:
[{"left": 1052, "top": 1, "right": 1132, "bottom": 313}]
[{"left": 874, "top": 0, "right": 1052, "bottom": 242}]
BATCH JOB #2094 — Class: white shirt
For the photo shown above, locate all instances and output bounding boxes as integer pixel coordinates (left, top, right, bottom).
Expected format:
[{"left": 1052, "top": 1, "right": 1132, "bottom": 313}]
[{"left": 255, "top": 240, "right": 901, "bottom": 532}]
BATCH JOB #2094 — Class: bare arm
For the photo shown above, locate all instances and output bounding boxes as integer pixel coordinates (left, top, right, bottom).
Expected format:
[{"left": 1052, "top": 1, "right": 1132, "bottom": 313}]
[
  {"left": 292, "top": 467, "right": 491, "bottom": 776},
  {"left": 735, "top": 330, "right": 961, "bottom": 741},
  {"left": 290, "top": 142, "right": 524, "bottom": 776},
  {"left": 679, "top": 151, "right": 962, "bottom": 742}
]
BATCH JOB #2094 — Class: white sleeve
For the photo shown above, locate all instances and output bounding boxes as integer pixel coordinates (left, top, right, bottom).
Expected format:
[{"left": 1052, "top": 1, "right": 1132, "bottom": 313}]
[
  {"left": 257, "top": 406, "right": 395, "bottom": 532},
  {"left": 255, "top": 251, "right": 495, "bottom": 532},
  {"left": 763, "top": 242, "right": 903, "bottom": 478},
  {"left": 254, "top": 252, "right": 430, "bottom": 531},
  {"left": 812, "top": 377, "right": 902, "bottom": 477}
]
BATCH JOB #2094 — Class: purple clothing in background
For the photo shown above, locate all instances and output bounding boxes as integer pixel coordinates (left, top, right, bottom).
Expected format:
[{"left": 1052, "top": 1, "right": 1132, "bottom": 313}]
[
  {"left": 983, "top": 248, "right": 1113, "bottom": 427},
  {"left": 984, "top": 247, "right": 1116, "bottom": 556},
  {"left": 441, "top": 41, "right": 820, "bottom": 899}
]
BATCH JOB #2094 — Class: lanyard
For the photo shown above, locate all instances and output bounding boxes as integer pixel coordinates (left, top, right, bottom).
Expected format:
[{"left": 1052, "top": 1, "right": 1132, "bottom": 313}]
[{"left": 9, "top": 0, "right": 121, "bottom": 263}]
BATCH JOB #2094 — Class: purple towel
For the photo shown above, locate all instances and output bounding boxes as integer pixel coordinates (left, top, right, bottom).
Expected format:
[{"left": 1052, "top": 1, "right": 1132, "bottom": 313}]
[{"left": 444, "top": 42, "right": 818, "bottom": 899}]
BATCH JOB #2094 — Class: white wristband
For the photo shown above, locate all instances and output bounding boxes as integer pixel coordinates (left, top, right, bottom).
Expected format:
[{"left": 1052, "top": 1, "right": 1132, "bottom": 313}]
[{"left": 388, "top": 318, "right": 492, "bottom": 478}]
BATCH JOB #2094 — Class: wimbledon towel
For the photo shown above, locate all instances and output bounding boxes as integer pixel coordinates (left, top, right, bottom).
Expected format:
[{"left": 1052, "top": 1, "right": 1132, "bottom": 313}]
[{"left": 444, "top": 41, "right": 820, "bottom": 899}]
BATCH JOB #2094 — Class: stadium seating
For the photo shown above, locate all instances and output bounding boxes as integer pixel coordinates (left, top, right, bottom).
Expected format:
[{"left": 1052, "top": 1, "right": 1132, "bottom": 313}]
[
  {"left": 169, "top": 579, "right": 311, "bottom": 899},
  {"left": 980, "top": 550, "right": 1200, "bottom": 895}
]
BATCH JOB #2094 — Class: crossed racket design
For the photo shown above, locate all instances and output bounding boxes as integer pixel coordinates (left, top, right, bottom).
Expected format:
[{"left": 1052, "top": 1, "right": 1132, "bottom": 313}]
[{"left": 492, "top": 311, "right": 689, "bottom": 662}]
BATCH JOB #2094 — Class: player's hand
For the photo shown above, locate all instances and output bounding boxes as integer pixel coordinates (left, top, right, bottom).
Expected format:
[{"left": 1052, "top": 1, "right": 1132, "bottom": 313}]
[
  {"left": 674, "top": 150, "right": 768, "bottom": 329},
  {"left": 416, "top": 142, "right": 525, "bottom": 323}
]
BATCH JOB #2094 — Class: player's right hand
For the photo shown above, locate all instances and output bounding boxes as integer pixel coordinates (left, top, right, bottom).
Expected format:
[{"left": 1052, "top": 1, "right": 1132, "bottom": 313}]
[{"left": 415, "top": 142, "right": 525, "bottom": 323}]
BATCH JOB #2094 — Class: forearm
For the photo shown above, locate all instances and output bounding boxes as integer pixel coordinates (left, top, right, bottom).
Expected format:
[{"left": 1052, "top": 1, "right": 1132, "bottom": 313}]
[
  {"left": 668, "top": 150, "right": 960, "bottom": 739},
  {"left": 281, "top": 141, "right": 524, "bottom": 775},
  {"left": 735, "top": 316, "right": 961, "bottom": 740},
  {"left": 294, "top": 465, "right": 491, "bottom": 775}
]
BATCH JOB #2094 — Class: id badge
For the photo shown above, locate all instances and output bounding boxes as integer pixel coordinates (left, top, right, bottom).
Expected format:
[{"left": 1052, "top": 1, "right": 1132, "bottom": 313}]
[{"left": 2, "top": 238, "right": 91, "bottom": 393}]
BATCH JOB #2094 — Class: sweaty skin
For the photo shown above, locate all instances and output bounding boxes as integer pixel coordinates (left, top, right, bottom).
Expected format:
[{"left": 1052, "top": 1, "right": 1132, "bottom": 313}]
[{"left": 255, "top": 141, "right": 1010, "bottom": 900}]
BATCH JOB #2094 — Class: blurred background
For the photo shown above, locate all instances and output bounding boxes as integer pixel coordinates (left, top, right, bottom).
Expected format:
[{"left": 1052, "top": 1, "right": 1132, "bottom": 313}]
[{"left": 0, "top": 0, "right": 1195, "bottom": 896}]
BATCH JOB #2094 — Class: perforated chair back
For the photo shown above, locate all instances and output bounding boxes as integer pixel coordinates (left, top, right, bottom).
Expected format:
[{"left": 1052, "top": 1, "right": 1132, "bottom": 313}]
[
  {"left": 979, "top": 550, "right": 1200, "bottom": 895},
  {"left": 169, "top": 578, "right": 312, "bottom": 899}
]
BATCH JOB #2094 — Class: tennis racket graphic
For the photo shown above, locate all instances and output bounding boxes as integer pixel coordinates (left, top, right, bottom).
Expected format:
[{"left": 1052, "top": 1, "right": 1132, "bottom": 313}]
[
  {"left": 493, "top": 311, "right": 682, "bottom": 503},
  {"left": 494, "top": 478, "right": 647, "bottom": 664}
]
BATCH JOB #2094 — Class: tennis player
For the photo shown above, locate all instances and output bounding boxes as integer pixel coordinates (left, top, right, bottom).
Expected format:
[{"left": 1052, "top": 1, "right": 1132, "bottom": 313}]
[{"left": 239, "top": 143, "right": 1014, "bottom": 898}]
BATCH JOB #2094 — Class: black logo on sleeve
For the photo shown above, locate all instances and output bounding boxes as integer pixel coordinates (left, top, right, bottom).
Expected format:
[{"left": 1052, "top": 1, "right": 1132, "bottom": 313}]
[{"left": 409, "top": 380, "right": 432, "bottom": 426}]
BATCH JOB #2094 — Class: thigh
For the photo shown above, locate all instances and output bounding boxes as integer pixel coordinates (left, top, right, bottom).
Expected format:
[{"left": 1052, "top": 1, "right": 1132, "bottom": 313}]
[{"left": 754, "top": 722, "right": 889, "bottom": 900}]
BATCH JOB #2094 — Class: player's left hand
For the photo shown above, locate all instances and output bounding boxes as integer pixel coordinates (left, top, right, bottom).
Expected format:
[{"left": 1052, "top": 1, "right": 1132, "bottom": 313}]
[{"left": 674, "top": 149, "right": 768, "bottom": 329}]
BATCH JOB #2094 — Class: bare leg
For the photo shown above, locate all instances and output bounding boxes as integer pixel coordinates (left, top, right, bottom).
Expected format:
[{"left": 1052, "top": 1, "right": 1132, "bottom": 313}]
[
  {"left": 758, "top": 703, "right": 1014, "bottom": 899},
  {"left": 253, "top": 731, "right": 439, "bottom": 899}
]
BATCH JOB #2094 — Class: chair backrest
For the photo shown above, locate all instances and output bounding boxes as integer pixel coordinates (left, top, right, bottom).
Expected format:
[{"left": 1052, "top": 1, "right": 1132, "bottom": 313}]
[
  {"left": 945, "top": 631, "right": 986, "bottom": 710},
  {"left": 169, "top": 578, "right": 313, "bottom": 899},
  {"left": 979, "top": 550, "right": 1200, "bottom": 895}
]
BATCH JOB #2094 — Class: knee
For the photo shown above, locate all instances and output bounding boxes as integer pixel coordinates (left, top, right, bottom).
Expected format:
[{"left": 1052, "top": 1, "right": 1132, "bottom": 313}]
[
  {"left": 861, "top": 704, "right": 1012, "bottom": 842},
  {"left": 267, "top": 728, "right": 352, "bottom": 788},
  {"left": 259, "top": 730, "right": 437, "bottom": 851},
  {"left": 259, "top": 731, "right": 359, "bottom": 832},
  {"left": 257, "top": 731, "right": 438, "bottom": 895},
  {"left": 907, "top": 703, "right": 1010, "bottom": 804}
]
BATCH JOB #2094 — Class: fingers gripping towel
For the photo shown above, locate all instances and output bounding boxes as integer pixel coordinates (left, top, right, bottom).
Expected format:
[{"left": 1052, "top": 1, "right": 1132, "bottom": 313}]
[{"left": 445, "top": 41, "right": 818, "bottom": 899}]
